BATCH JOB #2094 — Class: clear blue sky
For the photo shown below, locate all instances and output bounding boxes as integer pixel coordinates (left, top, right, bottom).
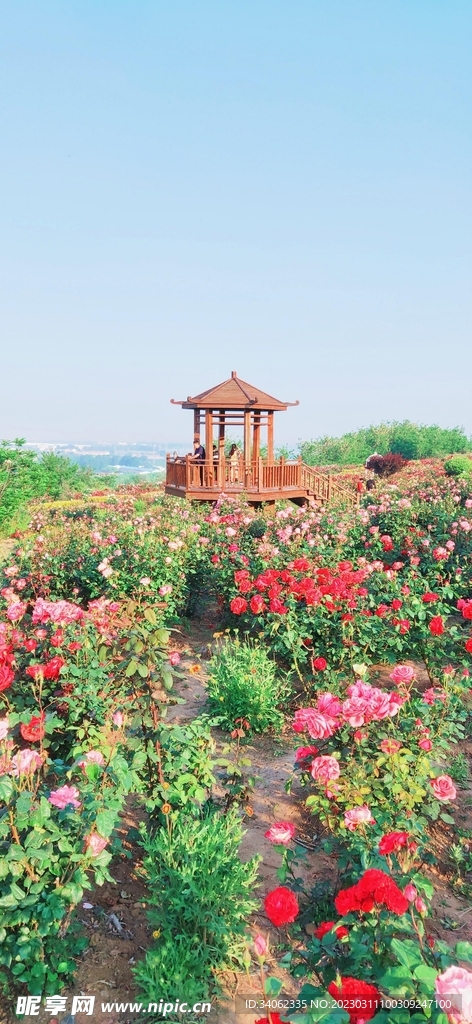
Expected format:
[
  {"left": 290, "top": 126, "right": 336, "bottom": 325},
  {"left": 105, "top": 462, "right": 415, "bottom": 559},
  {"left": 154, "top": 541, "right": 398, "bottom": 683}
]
[{"left": 1, "top": 1, "right": 471, "bottom": 446}]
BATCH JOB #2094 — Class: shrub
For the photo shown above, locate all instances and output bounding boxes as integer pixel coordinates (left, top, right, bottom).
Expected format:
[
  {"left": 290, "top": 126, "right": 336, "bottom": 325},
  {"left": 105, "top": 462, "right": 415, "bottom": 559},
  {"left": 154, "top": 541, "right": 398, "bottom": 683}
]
[
  {"left": 207, "top": 637, "right": 289, "bottom": 733},
  {"left": 445, "top": 455, "right": 472, "bottom": 478},
  {"left": 133, "top": 806, "right": 260, "bottom": 1009},
  {"left": 367, "top": 452, "right": 407, "bottom": 477}
]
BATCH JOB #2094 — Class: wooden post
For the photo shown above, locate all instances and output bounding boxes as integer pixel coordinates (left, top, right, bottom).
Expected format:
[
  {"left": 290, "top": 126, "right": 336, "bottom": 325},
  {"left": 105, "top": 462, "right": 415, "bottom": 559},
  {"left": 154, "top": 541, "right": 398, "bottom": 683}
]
[
  {"left": 205, "top": 410, "right": 213, "bottom": 487},
  {"left": 185, "top": 454, "right": 191, "bottom": 491},
  {"left": 267, "top": 410, "right": 274, "bottom": 462},
  {"left": 253, "top": 410, "right": 261, "bottom": 465},
  {"left": 258, "top": 456, "right": 263, "bottom": 492},
  {"left": 194, "top": 409, "right": 200, "bottom": 439},
  {"left": 218, "top": 410, "right": 225, "bottom": 487},
  {"left": 243, "top": 409, "right": 251, "bottom": 486},
  {"left": 327, "top": 475, "right": 332, "bottom": 501}
]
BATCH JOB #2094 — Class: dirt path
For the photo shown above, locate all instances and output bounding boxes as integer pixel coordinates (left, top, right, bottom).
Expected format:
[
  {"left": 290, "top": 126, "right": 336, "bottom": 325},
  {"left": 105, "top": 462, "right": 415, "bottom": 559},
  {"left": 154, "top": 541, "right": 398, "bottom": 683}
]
[{"left": 43, "top": 603, "right": 316, "bottom": 1024}]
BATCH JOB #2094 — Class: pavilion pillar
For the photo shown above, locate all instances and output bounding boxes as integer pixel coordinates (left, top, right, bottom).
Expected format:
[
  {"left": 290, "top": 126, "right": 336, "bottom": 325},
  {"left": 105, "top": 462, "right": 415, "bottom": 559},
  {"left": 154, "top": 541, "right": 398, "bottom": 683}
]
[
  {"left": 194, "top": 409, "right": 201, "bottom": 439},
  {"left": 244, "top": 409, "right": 251, "bottom": 485},
  {"left": 218, "top": 410, "right": 225, "bottom": 487},
  {"left": 205, "top": 410, "right": 213, "bottom": 486},
  {"left": 267, "top": 410, "right": 274, "bottom": 462},
  {"left": 253, "top": 411, "right": 261, "bottom": 486}
]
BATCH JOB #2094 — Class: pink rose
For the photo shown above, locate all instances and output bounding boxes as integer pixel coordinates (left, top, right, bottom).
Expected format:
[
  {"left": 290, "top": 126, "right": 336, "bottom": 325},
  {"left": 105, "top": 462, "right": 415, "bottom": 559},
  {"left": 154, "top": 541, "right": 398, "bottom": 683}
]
[
  {"left": 344, "top": 805, "right": 376, "bottom": 831},
  {"left": 48, "top": 785, "right": 81, "bottom": 809},
  {"left": 85, "top": 833, "right": 109, "bottom": 857},
  {"left": 0, "top": 717, "right": 9, "bottom": 741},
  {"left": 293, "top": 708, "right": 339, "bottom": 739},
  {"left": 159, "top": 585, "right": 172, "bottom": 596},
  {"left": 112, "top": 711, "right": 125, "bottom": 727},
  {"left": 436, "top": 966, "right": 472, "bottom": 1023},
  {"left": 390, "top": 665, "right": 415, "bottom": 686},
  {"left": 316, "top": 693, "right": 342, "bottom": 717},
  {"left": 169, "top": 652, "right": 181, "bottom": 666},
  {"left": 419, "top": 737, "right": 432, "bottom": 751},
  {"left": 414, "top": 896, "right": 427, "bottom": 915},
  {"left": 6, "top": 602, "right": 26, "bottom": 622},
  {"left": 264, "top": 822, "right": 296, "bottom": 845},
  {"left": 310, "top": 755, "right": 340, "bottom": 783},
  {"left": 10, "top": 748, "right": 42, "bottom": 776},
  {"left": 140, "top": 577, "right": 151, "bottom": 586},
  {"left": 404, "top": 884, "right": 417, "bottom": 902},
  {"left": 423, "top": 688, "right": 447, "bottom": 705},
  {"left": 430, "top": 775, "right": 457, "bottom": 802},
  {"left": 78, "top": 750, "right": 105, "bottom": 768}
]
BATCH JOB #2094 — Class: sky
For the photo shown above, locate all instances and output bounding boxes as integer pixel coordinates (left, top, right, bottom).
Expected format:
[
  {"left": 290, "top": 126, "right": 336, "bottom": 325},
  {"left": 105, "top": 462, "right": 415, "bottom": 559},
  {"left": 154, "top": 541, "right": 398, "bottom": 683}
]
[{"left": 1, "top": 1, "right": 471, "bottom": 447}]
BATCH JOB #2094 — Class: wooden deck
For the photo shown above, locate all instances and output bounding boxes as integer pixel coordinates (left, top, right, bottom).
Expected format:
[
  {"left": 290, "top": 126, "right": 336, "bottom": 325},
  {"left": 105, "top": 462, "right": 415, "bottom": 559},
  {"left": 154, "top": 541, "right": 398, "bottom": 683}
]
[{"left": 165, "top": 454, "right": 358, "bottom": 506}]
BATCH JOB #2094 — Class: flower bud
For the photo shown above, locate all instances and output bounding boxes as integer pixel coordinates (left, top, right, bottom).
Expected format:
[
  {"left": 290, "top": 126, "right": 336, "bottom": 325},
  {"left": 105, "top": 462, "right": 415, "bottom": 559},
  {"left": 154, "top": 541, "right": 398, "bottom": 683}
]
[
  {"left": 414, "top": 896, "right": 427, "bottom": 915},
  {"left": 404, "top": 884, "right": 417, "bottom": 902},
  {"left": 253, "top": 934, "right": 268, "bottom": 958}
]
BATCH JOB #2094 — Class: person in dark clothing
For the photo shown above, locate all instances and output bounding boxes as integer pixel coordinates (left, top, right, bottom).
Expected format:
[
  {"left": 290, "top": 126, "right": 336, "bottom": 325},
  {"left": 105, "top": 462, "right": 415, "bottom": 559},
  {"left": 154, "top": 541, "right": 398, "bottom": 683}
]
[
  {"left": 190, "top": 438, "right": 206, "bottom": 485},
  {"left": 190, "top": 439, "right": 206, "bottom": 463}
]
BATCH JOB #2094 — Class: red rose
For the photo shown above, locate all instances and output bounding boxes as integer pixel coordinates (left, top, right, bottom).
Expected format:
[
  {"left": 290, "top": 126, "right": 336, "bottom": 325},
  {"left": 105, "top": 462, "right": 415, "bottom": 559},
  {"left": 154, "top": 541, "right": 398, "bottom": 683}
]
[
  {"left": 255, "top": 1016, "right": 285, "bottom": 1024},
  {"left": 269, "top": 597, "right": 288, "bottom": 614},
  {"left": 43, "top": 656, "right": 66, "bottom": 680},
  {"left": 465, "top": 638, "right": 472, "bottom": 653},
  {"left": 312, "top": 656, "right": 327, "bottom": 671},
  {"left": 230, "top": 597, "right": 247, "bottom": 615},
  {"left": 335, "top": 869, "right": 409, "bottom": 917},
  {"left": 422, "top": 592, "right": 439, "bottom": 603},
  {"left": 375, "top": 604, "right": 389, "bottom": 617},
  {"left": 378, "top": 831, "right": 410, "bottom": 855},
  {"left": 314, "top": 920, "right": 348, "bottom": 940},
  {"left": 328, "top": 977, "right": 381, "bottom": 1023},
  {"left": 249, "top": 594, "right": 266, "bottom": 615},
  {"left": 0, "top": 665, "right": 14, "bottom": 692},
  {"left": 20, "top": 713, "right": 46, "bottom": 743},
  {"left": 264, "top": 886, "right": 299, "bottom": 927},
  {"left": 391, "top": 598, "right": 403, "bottom": 610},
  {"left": 461, "top": 601, "right": 472, "bottom": 620},
  {"left": 429, "top": 616, "right": 445, "bottom": 636}
]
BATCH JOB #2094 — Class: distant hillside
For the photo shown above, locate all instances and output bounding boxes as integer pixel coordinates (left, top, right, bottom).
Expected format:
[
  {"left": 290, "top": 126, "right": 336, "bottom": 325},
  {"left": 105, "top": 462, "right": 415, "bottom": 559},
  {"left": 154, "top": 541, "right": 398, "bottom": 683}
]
[{"left": 299, "top": 421, "right": 471, "bottom": 466}]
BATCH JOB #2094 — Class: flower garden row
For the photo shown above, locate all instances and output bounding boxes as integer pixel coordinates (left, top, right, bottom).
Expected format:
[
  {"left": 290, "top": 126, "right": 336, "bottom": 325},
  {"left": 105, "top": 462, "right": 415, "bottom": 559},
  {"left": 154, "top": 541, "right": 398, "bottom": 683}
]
[{"left": 0, "top": 461, "right": 472, "bottom": 1022}]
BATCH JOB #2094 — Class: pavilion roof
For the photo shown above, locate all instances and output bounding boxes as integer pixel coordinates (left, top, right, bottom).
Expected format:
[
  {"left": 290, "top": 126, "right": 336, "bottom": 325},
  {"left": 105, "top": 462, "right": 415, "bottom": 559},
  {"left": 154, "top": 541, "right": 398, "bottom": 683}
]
[{"left": 171, "top": 371, "right": 298, "bottom": 411}]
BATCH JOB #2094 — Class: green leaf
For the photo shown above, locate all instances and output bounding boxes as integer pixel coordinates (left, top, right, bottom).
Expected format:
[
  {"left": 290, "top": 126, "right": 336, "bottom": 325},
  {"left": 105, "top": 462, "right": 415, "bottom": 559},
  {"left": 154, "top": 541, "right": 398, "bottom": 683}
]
[
  {"left": 125, "top": 659, "right": 139, "bottom": 677},
  {"left": 413, "top": 964, "right": 438, "bottom": 986},
  {"left": 0, "top": 777, "right": 13, "bottom": 803},
  {"left": 264, "top": 976, "right": 283, "bottom": 997},
  {"left": 455, "top": 941, "right": 472, "bottom": 962},
  {"left": 95, "top": 809, "right": 118, "bottom": 838},
  {"left": 391, "top": 938, "right": 423, "bottom": 970},
  {"left": 144, "top": 607, "right": 157, "bottom": 626},
  {"left": 137, "top": 662, "right": 149, "bottom": 678},
  {"left": 377, "top": 966, "right": 415, "bottom": 996}
]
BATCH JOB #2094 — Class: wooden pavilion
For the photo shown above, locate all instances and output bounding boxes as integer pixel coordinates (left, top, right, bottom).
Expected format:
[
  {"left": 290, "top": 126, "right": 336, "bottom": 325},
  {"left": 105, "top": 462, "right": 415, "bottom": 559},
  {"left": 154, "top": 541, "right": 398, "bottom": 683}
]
[{"left": 165, "top": 371, "right": 357, "bottom": 506}]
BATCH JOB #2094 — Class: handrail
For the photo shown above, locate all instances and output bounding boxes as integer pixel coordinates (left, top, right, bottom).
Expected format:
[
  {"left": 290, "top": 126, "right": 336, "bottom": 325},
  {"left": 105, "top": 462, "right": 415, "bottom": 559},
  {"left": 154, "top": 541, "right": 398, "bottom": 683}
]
[{"left": 165, "top": 454, "right": 358, "bottom": 506}]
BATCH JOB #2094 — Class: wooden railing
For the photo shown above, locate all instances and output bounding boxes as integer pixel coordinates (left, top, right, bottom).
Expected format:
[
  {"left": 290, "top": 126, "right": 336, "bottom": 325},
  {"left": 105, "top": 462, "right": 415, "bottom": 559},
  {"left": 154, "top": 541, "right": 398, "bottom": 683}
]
[{"left": 165, "top": 454, "right": 358, "bottom": 506}]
